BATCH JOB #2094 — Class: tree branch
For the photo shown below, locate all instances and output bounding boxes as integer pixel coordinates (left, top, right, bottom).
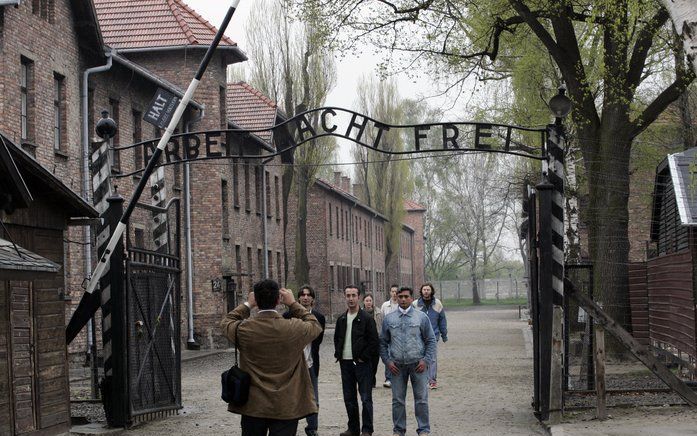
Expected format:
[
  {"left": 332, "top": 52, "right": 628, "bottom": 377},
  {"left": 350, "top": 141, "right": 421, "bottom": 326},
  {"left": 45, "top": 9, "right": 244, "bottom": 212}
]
[
  {"left": 629, "top": 66, "right": 696, "bottom": 139},
  {"left": 627, "top": 7, "right": 670, "bottom": 92}
]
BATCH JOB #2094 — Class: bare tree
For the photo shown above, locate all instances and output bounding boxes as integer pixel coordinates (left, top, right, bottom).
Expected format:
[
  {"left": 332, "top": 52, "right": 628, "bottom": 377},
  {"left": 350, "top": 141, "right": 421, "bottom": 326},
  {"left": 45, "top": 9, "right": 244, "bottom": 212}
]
[
  {"left": 351, "top": 77, "right": 411, "bottom": 283},
  {"left": 242, "top": 0, "right": 336, "bottom": 285},
  {"left": 436, "top": 154, "right": 514, "bottom": 303}
]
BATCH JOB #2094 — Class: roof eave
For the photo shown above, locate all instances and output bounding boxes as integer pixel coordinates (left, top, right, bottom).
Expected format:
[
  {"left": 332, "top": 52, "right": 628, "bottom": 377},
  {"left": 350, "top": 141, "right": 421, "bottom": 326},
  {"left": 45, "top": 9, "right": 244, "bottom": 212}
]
[{"left": 115, "top": 44, "right": 247, "bottom": 63}]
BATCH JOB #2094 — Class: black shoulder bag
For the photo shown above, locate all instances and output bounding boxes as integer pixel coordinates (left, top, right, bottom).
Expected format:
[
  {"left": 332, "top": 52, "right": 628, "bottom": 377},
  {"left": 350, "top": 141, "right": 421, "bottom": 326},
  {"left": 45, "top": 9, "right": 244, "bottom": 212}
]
[{"left": 221, "top": 322, "right": 251, "bottom": 405}]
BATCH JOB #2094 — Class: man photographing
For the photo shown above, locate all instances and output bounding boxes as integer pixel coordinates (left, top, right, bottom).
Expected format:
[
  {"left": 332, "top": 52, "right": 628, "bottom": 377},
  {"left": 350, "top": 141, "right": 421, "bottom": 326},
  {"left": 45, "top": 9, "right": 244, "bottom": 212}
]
[{"left": 221, "top": 279, "right": 322, "bottom": 435}]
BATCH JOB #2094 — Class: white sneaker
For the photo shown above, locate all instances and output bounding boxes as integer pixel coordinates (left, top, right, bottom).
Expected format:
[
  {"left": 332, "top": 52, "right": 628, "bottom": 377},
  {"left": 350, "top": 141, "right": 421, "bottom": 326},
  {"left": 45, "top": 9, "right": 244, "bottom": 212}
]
[{"left": 383, "top": 380, "right": 391, "bottom": 388}]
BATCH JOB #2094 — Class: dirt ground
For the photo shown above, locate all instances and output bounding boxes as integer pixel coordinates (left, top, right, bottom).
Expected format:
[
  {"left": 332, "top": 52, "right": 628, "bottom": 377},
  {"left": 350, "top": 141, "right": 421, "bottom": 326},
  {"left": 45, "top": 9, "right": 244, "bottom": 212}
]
[{"left": 116, "top": 307, "right": 546, "bottom": 436}]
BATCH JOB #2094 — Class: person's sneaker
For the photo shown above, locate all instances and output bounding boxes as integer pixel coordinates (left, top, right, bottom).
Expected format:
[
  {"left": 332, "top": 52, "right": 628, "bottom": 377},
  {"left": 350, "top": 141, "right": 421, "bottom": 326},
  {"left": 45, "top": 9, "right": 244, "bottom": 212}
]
[
  {"left": 339, "top": 431, "right": 357, "bottom": 436},
  {"left": 360, "top": 433, "right": 372, "bottom": 436},
  {"left": 383, "top": 380, "right": 391, "bottom": 388},
  {"left": 429, "top": 381, "right": 438, "bottom": 389}
]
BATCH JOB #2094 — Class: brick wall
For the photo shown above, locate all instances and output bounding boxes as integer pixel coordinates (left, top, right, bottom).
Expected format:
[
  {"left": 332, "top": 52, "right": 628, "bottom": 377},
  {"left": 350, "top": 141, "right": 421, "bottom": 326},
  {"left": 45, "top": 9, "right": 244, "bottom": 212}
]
[{"left": 287, "top": 179, "right": 389, "bottom": 321}]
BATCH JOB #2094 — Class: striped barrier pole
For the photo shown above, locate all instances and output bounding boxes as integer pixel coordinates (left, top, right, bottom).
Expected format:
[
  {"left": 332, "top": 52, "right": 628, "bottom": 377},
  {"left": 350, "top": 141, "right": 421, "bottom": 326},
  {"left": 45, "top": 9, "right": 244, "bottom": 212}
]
[{"left": 80, "top": 0, "right": 242, "bottom": 297}]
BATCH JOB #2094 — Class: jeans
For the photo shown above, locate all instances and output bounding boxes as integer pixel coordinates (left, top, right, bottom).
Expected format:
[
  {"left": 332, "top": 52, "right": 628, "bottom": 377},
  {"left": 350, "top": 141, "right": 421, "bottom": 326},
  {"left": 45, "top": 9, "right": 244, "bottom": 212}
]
[
  {"left": 339, "top": 360, "right": 374, "bottom": 434},
  {"left": 428, "top": 343, "right": 438, "bottom": 383},
  {"left": 305, "top": 366, "right": 319, "bottom": 434},
  {"left": 390, "top": 362, "right": 430, "bottom": 435},
  {"left": 241, "top": 415, "right": 298, "bottom": 436}
]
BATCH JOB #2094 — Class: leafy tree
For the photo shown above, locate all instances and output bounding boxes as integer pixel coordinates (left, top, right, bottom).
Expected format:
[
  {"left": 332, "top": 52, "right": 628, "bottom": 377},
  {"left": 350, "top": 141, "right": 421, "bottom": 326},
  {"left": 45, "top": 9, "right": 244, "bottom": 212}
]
[
  {"left": 296, "top": 0, "right": 696, "bottom": 333},
  {"left": 240, "top": 0, "right": 336, "bottom": 285}
]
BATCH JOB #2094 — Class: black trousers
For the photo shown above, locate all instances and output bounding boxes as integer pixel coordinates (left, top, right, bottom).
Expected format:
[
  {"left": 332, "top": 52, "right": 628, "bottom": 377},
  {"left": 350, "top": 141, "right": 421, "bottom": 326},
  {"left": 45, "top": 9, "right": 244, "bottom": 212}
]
[{"left": 241, "top": 415, "right": 299, "bottom": 436}]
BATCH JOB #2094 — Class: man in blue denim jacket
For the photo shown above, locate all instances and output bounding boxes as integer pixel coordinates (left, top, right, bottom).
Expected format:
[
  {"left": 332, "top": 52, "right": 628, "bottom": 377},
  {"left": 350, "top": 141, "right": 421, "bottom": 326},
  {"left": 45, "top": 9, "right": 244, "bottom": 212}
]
[{"left": 380, "top": 286, "right": 436, "bottom": 436}]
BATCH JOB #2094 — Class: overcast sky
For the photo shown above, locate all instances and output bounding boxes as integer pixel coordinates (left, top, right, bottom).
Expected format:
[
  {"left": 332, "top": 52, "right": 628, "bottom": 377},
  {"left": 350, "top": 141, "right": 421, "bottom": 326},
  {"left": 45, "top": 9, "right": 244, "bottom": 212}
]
[{"left": 188, "top": 0, "right": 456, "bottom": 165}]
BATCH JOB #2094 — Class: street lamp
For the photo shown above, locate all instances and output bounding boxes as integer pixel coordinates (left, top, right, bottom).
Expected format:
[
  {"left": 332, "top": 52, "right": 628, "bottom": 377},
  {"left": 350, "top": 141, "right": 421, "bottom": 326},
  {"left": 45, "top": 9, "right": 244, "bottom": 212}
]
[{"left": 548, "top": 85, "right": 572, "bottom": 125}]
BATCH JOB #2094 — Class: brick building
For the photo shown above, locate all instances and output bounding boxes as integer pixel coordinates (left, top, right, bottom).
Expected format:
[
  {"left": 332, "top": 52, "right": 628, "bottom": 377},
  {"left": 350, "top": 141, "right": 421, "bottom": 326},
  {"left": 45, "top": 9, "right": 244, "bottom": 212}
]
[
  {"left": 92, "top": 0, "right": 290, "bottom": 349},
  {"left": 286, "top": 172, "right": 426, "bottom": 321}
]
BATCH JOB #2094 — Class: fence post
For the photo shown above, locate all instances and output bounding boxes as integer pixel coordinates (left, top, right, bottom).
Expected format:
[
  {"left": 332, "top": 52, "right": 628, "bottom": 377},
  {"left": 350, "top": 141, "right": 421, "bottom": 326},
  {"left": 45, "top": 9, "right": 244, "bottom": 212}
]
[
  {"left": 594, "top": 322, "right": 607, "bottom": 420},
  {"left": 536, "top": 181, "right": 554, "bottom": 421},
  {"left": 550, "top": 305, "right": 564, "bottom": 424}
]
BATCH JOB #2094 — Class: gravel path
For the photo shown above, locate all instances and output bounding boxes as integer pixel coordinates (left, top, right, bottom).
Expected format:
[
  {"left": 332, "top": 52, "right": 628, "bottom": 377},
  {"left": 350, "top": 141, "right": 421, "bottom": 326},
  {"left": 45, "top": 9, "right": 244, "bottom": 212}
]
[{"left": 106, "top": 307, "right": 545, "bottom": 435}]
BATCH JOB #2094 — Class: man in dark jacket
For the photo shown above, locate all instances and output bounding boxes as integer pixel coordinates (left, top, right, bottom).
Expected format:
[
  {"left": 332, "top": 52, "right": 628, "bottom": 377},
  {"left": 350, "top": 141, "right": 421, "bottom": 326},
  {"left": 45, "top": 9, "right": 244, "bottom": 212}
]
[
  {"left": 334, "top": 285, "right": 379, "bottom": 436},
  {"left": 284, "top": 285, "right": 325, "bottom": 436}
]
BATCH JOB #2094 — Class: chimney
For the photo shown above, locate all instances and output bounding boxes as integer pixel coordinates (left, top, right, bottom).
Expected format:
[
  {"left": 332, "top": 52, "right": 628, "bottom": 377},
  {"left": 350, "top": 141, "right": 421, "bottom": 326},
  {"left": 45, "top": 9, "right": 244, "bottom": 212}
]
[
  {"left": 333, "top": 171, "right": 342, "bottom": 186},
  {"left": 353, "top": 183, "right": 365, "bottom": 202},
  {"left": 341, "top": 176, "right": 351, "bottom": 193}
]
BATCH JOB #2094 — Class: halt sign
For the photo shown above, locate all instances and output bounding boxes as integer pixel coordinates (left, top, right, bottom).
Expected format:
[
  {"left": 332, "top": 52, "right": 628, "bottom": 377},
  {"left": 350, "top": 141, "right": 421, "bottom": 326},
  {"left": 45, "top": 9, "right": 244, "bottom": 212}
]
[{"left": 144, "top": 87, "right": 180, "bottom": 129}]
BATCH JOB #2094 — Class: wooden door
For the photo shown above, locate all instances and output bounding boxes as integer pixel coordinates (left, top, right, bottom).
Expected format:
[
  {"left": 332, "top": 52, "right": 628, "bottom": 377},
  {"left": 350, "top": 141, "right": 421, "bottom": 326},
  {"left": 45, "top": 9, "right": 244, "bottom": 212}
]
[
  {"left": 10, "top": 280, "right": 37, "bottom": 435},
  {"left": 0, "top": 280, "right": 13, "bottom": 435}
]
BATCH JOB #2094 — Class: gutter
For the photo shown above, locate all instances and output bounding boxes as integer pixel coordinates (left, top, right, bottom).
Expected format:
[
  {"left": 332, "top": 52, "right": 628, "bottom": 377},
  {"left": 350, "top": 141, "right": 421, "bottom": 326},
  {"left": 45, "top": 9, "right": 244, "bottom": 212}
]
[
  {"left": 114, "top": 44, "right": 248, "bottom": 63},
  {"left": 184, "top": 107, "right": 205, "bottom": 349},
  {"left": 81, "top": 48, "right": 114, "bottom": 398}
]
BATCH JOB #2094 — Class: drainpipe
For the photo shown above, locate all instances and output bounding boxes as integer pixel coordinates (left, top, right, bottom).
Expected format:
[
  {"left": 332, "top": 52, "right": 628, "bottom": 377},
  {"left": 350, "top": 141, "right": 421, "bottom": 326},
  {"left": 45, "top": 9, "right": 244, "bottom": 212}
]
[
  {"left": 349, "top": 202, "right": 356, "bottom": 285},
  {"left": 184, "top": 107, "right": 204, "bottom": 349},
  {"left": 262, "top": 156, "right": 273, "bottom": 278},
  {"left": 81, "top": 49, "right": 114, "bottom": 399}
]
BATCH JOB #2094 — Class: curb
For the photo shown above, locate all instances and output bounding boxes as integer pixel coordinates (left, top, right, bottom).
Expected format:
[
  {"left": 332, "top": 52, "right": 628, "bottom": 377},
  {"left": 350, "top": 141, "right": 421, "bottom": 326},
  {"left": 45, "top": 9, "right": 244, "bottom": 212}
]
[{"left": 181, "top": 348, "right": 233, "bottom": 363}]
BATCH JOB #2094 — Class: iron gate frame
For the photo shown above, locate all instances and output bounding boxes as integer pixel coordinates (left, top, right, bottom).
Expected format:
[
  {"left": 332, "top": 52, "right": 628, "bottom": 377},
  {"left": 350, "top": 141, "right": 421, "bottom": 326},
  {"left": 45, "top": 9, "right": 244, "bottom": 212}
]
[{"left": 125, "top": 198, "right": 182, "bottom": 423}]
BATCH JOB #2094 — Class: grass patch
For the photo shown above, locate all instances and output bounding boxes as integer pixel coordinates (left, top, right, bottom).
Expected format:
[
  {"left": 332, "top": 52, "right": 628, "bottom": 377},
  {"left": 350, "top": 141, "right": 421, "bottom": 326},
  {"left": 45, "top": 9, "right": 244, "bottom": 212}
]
[{"left": 443, "top": 297, "right": 528, "bottom": 308}]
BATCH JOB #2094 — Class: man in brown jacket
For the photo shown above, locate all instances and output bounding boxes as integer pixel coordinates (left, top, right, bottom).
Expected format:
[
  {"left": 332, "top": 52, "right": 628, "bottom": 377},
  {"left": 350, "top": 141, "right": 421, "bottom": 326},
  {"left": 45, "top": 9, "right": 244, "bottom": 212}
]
[{"left": 221, "top": 279, "right": 322, "bottom": 435}]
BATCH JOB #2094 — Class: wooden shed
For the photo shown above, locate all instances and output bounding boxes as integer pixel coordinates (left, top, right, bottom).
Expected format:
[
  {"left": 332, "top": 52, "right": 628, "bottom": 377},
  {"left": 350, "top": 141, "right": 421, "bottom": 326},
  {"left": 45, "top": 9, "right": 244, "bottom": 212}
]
[
  {"left": 0, "top": 135, "right": 98, "bottom": 435},
  {"left": 629, "top": 147, "right": 697, "bottom": 370}
]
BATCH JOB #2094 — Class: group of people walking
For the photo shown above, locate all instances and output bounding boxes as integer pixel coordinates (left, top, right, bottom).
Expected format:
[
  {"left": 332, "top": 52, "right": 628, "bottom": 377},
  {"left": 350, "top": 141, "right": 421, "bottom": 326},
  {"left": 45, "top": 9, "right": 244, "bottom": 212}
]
[{"left": 220, "top": 279, "right": 448, "bottom": 436}]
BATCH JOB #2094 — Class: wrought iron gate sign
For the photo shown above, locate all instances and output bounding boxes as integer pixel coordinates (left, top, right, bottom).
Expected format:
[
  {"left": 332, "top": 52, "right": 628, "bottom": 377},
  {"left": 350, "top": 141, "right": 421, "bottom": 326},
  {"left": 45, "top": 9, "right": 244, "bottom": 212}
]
[{"left": 120, "top": 107, "right": 547, "bottom": 177}]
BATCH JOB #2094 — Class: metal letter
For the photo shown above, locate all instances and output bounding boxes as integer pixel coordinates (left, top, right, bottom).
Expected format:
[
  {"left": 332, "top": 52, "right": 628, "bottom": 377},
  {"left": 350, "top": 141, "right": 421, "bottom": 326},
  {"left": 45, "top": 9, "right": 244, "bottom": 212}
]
[
  {"left": 414, "top": 125, "right": 430, "bottom": 151},
  {"left": 321, "top": 108, "right": 337, "bottom": 133},
  {"left": 373, "top": 123, "right": 390, "bottom": 150},
  {"left": 295, "top": 115, "right": 317, "bottom": 142},
  {"left": 442, "top": 124, "right": 459, "bottom": 148},
  {"left": 205, "top": 131, "right": 223, "bottom": 158},
  {"left": 475, "top": 124, "right": 493, "bottom": 149},
  {"left": 345, "top": 112, "right": 369, "bottom": 143}
]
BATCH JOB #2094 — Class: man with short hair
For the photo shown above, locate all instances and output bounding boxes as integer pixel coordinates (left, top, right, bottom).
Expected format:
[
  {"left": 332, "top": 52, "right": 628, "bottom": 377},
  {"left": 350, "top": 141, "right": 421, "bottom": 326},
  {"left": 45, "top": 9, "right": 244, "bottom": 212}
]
[
  {"left": 379, "top": 284, "right": 400, "bottom": 388},
  {"left": 334, "top": 285, "right": 379, "bottom": 436},
  {"left": 283, "top": 285, "right": 325, "bottom": 436},
  {"left": 381, "top": 286, "right": 436, "bottom": 436},
  {"left": 221, "top": 279, "right": 322, "bottom": 436},
  {"left": 414, "top": 282, "right": 448, "bottom": 389}
]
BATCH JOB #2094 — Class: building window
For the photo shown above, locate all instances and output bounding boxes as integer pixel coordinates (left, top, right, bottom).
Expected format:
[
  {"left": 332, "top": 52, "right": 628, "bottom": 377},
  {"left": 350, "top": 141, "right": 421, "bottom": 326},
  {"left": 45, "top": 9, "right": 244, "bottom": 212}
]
[
  {"left": 267, "top": 250, "right": 273, "bottom": 279},
  {"left": 247, "top": 247, "right": 253, "bottom": 281},
  {"left": 336, "top": 208, "right": 340, "bottom": 239},
  {"left": 221, "top": 179, "right": 229, "bottom": 237},
  {"left": 20, "top": 57, "right": 34, "bottom": 142},
  {"left": 232, "top": 160, "right": 240, "bottom": 208},
  {"left": 255, "top": 166, "right": 262, "bottom": 214},
  {"left": 275, "top": 176, "right": 281, "bottom": 221},
  {"left": 244, "top": 164, "right": 251, "bottom": 212},
  {"left": 134, "top": 228, "right": 145, "bottom": 248},
  {"left": 265, "top": 171, "right": 272, "bottom": 218},
  {"left": 328, "top": 204, "right": 333, "bottom": 236},
  {"left": 32, "top": 0, "right": 54, "bottom": 23},
  {"left": 219, "top": 86, "right": 227, "bottom": 129},
  {"left": 109, "top": 99, "right": 120, "bottom": 171},
  {"left": 276, "top": 252, "right": 282, "bottom": 282},
  {"left": 330, "top": 265, "right": 335, "bottom": 291},
  {"left": 235, "top": 244, "right": 241, "bottom": 268},
  {"left": 257, "top": 248, "right": 263, "bottom": 278},
  {"left": 53, "top": 73, "right": 65, "bottom": 151},
  {"left": 132, "top": 110, "right": 142, "bottom": 172}
]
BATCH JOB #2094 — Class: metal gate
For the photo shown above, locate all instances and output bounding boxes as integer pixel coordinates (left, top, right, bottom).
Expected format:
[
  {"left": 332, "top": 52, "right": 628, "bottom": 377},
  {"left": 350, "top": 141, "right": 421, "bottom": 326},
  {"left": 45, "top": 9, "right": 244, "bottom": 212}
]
[{"left": 125, "top": 199, "right": 182, "bottom": 423}]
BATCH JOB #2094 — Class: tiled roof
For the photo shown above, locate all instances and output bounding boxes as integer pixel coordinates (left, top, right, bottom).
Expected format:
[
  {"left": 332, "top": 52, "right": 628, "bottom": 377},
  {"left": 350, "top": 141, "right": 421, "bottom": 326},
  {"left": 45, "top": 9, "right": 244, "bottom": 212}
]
[
  {"left": 227, "top": 82, "right": 278, "bottom": 145},
  {"left": 404, "top": 199, "right": 426, "bottom": 211},
  {"left": 0, "top": 238, "right": 60, "bottom": 274},
  {"left": 315, "top": 179, "right": 388, "bottom": 221},
  {"left": 94, "top": 0, "right": 237, "bottom": 49}
]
